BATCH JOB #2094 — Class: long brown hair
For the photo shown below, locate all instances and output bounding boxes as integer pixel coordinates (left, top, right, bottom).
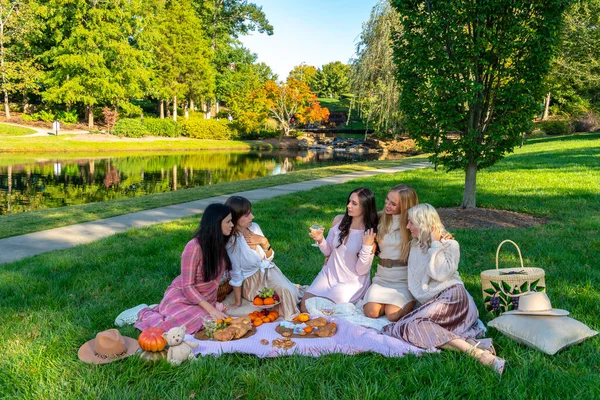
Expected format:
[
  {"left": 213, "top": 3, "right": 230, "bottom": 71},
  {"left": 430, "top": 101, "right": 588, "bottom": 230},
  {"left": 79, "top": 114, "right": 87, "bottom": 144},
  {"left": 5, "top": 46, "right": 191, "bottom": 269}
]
[
  {"left": 377, "top": 184, "right": 418, "bottom": 264},
  {"left": 338, "top": 187, "right": 379, "bottom": 247},
  {"left": 224, "top": 195, "right": 252, "bottom": 249}
]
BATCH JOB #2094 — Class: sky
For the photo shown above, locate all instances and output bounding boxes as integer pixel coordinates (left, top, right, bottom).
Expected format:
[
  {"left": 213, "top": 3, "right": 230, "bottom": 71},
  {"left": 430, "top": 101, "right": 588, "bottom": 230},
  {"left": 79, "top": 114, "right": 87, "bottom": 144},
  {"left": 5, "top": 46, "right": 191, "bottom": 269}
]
[{"left": 239, "top": 0, "right": 378, "bottom": 81}]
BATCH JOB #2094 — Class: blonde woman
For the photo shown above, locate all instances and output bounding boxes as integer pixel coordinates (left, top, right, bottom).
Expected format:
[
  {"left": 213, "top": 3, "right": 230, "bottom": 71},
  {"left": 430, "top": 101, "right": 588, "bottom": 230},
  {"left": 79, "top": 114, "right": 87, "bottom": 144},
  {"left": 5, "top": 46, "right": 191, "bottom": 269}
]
[
  {"left": 363, "top": 184, "right": 418, "bottom": 321},
  {"left": 381, "top": 204, "right": 505, "bottom": 374}
]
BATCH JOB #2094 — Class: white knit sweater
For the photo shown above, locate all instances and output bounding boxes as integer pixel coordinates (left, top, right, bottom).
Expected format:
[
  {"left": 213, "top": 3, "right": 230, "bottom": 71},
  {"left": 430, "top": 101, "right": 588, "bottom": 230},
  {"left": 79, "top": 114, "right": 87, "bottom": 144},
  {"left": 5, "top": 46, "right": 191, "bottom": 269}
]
[{"left": 407, "top": 238, "right": 464, "bottom": 304}]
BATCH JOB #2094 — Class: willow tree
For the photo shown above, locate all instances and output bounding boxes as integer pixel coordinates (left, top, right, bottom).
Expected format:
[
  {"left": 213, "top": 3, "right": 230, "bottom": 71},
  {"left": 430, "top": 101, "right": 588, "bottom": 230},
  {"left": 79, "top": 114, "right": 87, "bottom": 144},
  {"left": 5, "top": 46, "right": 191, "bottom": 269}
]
[
  {"left": 391, "top": 0, "right": 569, "bottom": 208},
  {"left": 350, "top": 0, "right": 402, "bottom": 134}
]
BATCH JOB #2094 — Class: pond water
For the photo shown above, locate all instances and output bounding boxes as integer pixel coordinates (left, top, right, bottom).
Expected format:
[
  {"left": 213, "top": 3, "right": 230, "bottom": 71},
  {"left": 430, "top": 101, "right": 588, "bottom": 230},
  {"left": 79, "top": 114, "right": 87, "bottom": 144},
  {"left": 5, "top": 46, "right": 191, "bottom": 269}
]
[{"left": 0, "top": 150, "right": 402, "bottom": 215}]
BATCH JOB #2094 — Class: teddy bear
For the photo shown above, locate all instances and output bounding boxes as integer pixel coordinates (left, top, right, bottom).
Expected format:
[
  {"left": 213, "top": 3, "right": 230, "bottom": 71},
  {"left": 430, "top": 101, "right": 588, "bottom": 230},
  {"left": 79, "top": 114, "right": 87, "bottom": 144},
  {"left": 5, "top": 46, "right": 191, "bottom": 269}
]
[{"left": 162, "top": 325, "right": 198, "bottom": 366}]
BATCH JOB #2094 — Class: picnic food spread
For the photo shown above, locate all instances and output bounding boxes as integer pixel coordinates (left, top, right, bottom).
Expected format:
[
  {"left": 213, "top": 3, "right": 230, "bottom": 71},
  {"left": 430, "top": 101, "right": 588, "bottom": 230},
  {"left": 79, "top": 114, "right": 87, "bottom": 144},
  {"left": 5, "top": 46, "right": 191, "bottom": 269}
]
[
  {"left": 252, "top": 287, "right": 280, "bottom": 307},
  {"left": 276, "top": 314, "right": 338, "bottom": 338},
  {"left": 194, "top": 316, "right": 256, "bottom": 341}
]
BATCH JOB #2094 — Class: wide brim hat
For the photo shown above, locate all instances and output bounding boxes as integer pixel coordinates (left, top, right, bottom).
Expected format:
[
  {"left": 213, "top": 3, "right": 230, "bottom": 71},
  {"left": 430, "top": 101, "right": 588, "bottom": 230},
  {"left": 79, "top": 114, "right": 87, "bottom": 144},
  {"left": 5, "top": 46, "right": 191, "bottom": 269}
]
[
  {"left": 78, "top": 329, "right": 140, "bottom": 364},
  {"left": 503, "top": 292, "right": 569, "bottom": 317}
]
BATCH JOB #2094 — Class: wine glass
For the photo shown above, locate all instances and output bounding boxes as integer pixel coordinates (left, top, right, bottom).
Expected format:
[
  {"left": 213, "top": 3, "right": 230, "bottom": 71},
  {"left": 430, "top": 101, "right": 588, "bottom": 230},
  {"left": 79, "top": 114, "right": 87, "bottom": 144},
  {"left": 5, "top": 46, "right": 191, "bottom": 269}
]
[
  {"left": 201, "top": 315, "right": 216, "bottom": 340},
  {"left": 310, "top": 224, "right": 325, "bottom": 247},
  {"left": 320, "top": 306, "right": 335, "bottom": 316}
]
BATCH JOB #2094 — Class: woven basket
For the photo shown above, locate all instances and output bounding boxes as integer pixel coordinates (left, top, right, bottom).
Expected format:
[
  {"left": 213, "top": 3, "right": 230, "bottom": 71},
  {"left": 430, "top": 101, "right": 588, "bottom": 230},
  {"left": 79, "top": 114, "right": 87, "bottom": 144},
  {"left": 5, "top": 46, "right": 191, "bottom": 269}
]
[
  {"left": 217, "top": 272, "right": 233, "bottom": 302},
  {"left": 481, "top": 240, "right": 545, "bottom": 316}
]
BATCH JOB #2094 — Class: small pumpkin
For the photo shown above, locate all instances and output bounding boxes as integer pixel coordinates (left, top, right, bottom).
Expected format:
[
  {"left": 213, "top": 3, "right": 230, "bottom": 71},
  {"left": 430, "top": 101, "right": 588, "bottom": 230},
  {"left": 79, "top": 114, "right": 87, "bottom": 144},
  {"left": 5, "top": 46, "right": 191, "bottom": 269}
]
[
  {"left": 138, "top": 328, "right": 167, "bottom": 352},
  {"left": 139, "top": 350, "right": 167, "bottom": 362}
]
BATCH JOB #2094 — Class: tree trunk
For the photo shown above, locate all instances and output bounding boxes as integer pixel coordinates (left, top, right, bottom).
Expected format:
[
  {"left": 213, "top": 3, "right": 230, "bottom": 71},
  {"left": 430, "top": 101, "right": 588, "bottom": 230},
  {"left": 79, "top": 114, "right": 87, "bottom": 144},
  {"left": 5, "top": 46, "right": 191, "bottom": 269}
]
[
  {"left": 173, "top": 96, "right": 177, "bottom": 121},
  {"left": 205, "top": 99, "right": 211, "bottom": 119},
  {"left": 190, "top": 99, "right": 195, "bottom": 111},
  {"left": 542, "top": 92, "right": 551, "bottom": 120},
  {"left": 0, "top": 19, "right": 10, "bottom": 119},
  {"left": 160, "top": 100, "right": 164, "bottom": 119},
  {"left": 462, "top": 160, "right": 477, "bottom": 209},
  {"left": 87, "top": 105, "right": 94, "bottom": 129}
]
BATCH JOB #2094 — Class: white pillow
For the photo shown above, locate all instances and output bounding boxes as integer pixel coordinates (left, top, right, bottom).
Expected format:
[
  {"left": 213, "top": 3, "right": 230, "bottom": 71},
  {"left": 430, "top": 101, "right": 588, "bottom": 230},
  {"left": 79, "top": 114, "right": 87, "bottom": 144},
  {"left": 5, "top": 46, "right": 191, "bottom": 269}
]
[{"left": 488, "top": 315, "right": 598, "bottom": 355}]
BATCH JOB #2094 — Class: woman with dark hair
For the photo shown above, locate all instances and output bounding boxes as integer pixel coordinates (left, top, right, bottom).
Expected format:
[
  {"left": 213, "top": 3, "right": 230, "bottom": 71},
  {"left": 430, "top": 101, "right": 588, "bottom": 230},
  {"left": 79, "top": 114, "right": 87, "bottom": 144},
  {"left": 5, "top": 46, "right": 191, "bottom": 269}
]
[
  {"left": 300, "top": 187, "right": 378, "bottom": 312},
  {"left": 135, "top": 203, "right": 234, "bottom": 334},
  {"left": 225, "top": 196, "right": 300, "bottom": 320}
]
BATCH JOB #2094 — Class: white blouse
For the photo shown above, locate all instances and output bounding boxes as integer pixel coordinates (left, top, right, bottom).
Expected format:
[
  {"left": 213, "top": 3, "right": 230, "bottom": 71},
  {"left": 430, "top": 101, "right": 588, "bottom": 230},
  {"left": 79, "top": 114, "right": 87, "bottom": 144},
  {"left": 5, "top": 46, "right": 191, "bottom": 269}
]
[{"left": 226, "top": 222, "right": 274, "bottom": 287}]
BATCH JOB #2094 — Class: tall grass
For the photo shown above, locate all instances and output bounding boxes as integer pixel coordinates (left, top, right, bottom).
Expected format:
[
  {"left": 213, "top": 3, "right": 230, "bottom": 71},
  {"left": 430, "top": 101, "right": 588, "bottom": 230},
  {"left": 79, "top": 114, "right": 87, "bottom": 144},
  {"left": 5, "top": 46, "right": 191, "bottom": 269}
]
[{"left": 0, "top": 133, "right": 599, "bottom": 399}]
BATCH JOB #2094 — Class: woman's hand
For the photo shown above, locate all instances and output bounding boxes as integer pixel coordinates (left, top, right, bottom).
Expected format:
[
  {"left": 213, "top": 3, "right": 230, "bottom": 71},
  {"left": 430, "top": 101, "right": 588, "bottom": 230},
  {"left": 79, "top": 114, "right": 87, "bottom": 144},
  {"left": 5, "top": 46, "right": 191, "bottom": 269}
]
[
  {"left": 208, "top": 308, "right": 228, "bottom": 320},
  {"left": 243, "top": 230, "right": 268, "bottom": 250},
  {"left": 362, "top": 228, "right": 376, "bottom": 246},
  {"left": 309, "top": 229, "right": 325, "bottom": 244}
]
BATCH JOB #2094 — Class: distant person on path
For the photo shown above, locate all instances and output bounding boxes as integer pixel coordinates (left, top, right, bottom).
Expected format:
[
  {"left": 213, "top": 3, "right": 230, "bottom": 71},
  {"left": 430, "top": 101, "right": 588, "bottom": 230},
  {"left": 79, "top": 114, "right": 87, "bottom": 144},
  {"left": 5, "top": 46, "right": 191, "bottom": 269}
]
[
  {"left": 381, "top": 204, "right": 505, "bottom": 374},
  {"left": 225, "top": 196, "right": 300, "bottom": 320},
  {"left": 134, "top": 203, "right": 233, "bottom": 334},
  {"left": 300, "top": 187, "right": 378, "bottom": 312},
  {"left": 363, "top": 184, "right": 418, "bottom": 321}
]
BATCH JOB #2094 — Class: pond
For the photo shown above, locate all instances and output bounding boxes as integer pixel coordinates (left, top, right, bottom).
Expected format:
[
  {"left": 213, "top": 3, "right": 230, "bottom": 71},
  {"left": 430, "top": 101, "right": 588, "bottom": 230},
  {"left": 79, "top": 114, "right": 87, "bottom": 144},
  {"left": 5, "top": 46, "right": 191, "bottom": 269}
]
[{"left": 0, "top": 149, "right": 403, "bottom": 215}]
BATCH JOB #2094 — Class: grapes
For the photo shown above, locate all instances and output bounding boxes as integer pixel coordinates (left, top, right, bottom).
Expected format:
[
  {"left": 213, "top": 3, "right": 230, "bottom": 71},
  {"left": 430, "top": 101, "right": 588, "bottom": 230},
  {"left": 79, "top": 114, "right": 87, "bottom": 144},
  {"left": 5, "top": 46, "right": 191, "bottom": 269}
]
[
  {"left": 490, "top": 296, "right": 501, "bottom": 311},
  {"left": 511, "top": 296, "right": 519, "bottom": 309}
]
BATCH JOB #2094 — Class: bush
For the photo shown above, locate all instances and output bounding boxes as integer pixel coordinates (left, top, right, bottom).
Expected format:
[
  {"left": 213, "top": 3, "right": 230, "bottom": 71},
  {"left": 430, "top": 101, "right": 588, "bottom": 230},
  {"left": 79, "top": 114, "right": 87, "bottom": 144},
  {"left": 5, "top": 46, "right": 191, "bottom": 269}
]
[
  {"left": 113, "top": 118, "right": 149, "bottom": 137},
  {"left": 536, "top": 119, "right": 574, "bottom": 136},
  {"left": 143, "top": 117, "right": 184, "bottom": 137},
  {"left": 573, "top": 112, "right": 599, "bottom": 133},
  {"left": 180, "top": 116, "right": 232, "bottom": 140},
  {"left": 56, "top": 110, "right": 79, "bottom": 124}
]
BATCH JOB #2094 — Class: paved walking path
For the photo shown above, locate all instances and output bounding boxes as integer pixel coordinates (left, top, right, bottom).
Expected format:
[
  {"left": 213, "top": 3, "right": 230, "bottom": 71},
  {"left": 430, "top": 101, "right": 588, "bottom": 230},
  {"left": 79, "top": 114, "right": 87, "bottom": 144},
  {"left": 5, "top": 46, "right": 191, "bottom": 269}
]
[{"left": 0, "top": 161, "right": 431, "bottom": 264}]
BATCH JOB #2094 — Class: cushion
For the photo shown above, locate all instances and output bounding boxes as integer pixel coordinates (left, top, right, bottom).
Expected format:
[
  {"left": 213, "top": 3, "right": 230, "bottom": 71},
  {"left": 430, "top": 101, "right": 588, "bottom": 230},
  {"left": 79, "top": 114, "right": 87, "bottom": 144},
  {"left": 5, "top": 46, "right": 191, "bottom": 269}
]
[{"left": 488, "top": 315, "right": 598, "bottom": 355}]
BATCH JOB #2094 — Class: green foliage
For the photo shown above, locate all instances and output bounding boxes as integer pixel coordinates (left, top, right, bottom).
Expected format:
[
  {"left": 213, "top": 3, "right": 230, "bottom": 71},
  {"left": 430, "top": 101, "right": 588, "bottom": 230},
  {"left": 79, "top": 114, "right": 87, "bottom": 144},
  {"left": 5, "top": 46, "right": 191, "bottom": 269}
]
[
  {"left": 391, "top": 0, "right": 569, "bottom": 207},
  {"left": 180, "top": 115, "right": 233, "bottom": 140},
  {"left": 536, "top": 119, "right": 574, "bottom": 136},
  {"left": 0, "top": 123, "right": 36, "bottom": 136},
  {"left": 56, "top": 110, "right": 79, "bottom": 124},
  {"left": 289, "top": 64, "right": 318, "bottom": 88},
  {"left": 143, "top": 118, "right": 185, "bottom": 138},
  {"left": 312, "top": 61, "right": 351, "bottom": 99},
  {"left": 22, "top": 110, "right": 56, "bottom": 123},
  {"left": 113, "top": 119, "right": 148, "bottom": 138}
]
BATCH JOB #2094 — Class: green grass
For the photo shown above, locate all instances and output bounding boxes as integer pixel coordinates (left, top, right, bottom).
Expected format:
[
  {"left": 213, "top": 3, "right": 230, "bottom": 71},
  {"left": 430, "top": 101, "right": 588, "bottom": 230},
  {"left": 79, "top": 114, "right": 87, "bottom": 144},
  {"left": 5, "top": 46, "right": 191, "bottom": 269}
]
[
  {"left": 0, "top": 156, "right": 427, "bottom": 239},
  {"left": 0, "top": 135, "right": 271, "bottom": 153},
  {"left": 1, "top": 133, "right": 599, "bottom": 398},
  {"left": 0, "top": 123, "right": 36, "bottom": 136}
]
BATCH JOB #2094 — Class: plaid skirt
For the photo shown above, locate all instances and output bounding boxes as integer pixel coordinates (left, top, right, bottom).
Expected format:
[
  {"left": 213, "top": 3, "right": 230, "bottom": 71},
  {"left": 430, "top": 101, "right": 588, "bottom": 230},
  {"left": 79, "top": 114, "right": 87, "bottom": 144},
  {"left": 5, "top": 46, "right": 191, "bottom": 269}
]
[{"left": 381, "top": 284, "right": 482, "bottom": 350}]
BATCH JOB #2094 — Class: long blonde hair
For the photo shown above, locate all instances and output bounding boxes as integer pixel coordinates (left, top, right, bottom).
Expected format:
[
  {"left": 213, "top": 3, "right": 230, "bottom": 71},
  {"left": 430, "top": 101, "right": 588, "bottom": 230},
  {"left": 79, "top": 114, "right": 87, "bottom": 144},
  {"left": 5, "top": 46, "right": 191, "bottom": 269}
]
[
  {"left": 377, "top": 184, "right": 418, "bottom": 264},
  {"left": 407, "top": 203, "right": 453, "bottom": 252}
]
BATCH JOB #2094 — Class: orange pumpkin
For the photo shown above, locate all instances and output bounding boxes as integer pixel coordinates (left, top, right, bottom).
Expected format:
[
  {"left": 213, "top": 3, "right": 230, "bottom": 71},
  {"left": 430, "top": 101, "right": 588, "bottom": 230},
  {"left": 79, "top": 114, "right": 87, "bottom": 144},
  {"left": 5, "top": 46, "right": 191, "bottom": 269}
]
[{"left": 138, "top": 328, "right": 167, "bottom": 352}]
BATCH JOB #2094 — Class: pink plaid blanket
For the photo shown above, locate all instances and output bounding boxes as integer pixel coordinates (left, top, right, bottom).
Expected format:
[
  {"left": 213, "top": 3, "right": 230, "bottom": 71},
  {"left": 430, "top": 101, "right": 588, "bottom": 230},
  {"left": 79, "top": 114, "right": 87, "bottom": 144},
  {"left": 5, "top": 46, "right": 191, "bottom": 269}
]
[{"left": 187, "top": 319, "right": 429, "bottom": 358}]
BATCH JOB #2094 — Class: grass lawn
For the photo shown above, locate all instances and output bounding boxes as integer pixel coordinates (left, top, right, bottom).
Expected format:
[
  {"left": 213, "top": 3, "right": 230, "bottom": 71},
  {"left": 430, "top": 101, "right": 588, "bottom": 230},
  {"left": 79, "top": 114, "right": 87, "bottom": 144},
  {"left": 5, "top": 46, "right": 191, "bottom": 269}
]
[
  {"left": 0, "top": 156, "right": 427, "bottom": 239},
  {"left": 0, "top": 134, "right": 270, "bottom": 153},
  {"left": 0, "top": 123, "right": 36, "bottom": 136},
  {"left": 1, "top": 133, "right": 599, "bottom": 398}
]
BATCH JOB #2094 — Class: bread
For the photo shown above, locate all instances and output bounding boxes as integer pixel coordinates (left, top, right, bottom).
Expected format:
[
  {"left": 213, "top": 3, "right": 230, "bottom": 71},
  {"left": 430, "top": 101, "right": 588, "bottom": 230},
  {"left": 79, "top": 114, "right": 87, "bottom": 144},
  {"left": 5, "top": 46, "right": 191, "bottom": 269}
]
[{"left": 306, "top": 317, "right": 327, "bottom": 327}]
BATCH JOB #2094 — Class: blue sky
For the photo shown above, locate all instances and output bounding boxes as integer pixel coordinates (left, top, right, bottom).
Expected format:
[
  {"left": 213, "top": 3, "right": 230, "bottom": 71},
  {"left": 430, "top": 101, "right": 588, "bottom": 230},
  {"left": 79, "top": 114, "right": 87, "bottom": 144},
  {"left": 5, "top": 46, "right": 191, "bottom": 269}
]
[{"left": 239, "top": 0, "right": 378, "bottom": 81}]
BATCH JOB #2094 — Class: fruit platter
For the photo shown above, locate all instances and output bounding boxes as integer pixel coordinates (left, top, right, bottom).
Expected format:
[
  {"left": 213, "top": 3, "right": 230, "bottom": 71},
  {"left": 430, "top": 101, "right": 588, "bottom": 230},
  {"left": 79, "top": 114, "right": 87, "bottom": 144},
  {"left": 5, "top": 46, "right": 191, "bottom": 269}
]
[
  {"left": 194, "top": 316, "right": 256, "bottom": 342},
  {"left": 252, "top": 287, "right": 280, "bottom": 309},
  {"left": 275, "top": 313, "right": 338, "bottom": 339}
]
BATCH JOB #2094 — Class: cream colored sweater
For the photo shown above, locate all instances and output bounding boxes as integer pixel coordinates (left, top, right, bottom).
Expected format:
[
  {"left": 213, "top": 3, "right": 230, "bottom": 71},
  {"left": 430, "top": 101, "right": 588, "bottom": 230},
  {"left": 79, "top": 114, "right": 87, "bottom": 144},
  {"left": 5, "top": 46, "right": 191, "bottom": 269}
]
[{"left": 407, "top": 238, "right": 464, "bottom": 304}]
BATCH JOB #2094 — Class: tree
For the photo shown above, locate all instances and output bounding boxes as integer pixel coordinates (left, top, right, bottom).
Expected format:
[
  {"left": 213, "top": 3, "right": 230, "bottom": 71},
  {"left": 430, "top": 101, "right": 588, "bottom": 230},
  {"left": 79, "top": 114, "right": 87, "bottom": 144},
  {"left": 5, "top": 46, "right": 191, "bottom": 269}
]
[
  {"left": 391, "top": 0, "right": 569, "bottom": 208},
  {"left": 312, "top": 61, "right": 351, "bottom": 99},
  {"left": 350, "top": 0, "right": 402, "bottom": 134},
  {"left": 289, "top": 63, "right": 317, "bottom": 87},
  {"left": 544, "top": 0, "right": 600, "bottom": 117},
  {"left": 261, "top": 78, "right": 329, "bottom": 136},
  {"left": 41, "top": 0, "right": 149, "bottom": 128}
]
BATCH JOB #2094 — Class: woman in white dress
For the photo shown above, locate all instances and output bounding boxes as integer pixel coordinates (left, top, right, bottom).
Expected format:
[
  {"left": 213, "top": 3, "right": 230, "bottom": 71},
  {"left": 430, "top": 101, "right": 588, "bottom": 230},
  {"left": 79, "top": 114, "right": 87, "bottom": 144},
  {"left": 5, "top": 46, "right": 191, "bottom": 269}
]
[
  {"left": 225, "top": 196, "right": 300, "bottom": 320},
  {"left": 363, "top": 184, "right": 419, "bottom": 321},
  {"left": 300, "top": 187, "right": 378, "bottom": 312}
]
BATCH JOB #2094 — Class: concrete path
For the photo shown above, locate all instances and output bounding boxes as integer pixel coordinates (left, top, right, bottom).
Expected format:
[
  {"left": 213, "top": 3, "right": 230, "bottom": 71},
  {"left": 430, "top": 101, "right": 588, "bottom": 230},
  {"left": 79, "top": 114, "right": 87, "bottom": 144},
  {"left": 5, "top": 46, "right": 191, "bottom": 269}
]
[{"left": 0, "top": 161, "right": 431, "bottom": 264}]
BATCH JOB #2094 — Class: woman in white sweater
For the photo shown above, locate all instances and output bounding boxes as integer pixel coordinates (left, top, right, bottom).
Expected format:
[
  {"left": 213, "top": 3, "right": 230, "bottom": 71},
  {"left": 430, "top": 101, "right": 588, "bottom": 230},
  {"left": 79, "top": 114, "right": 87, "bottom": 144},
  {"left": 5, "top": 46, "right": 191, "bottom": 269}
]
[
  {"left": 381, "top": 204, "right": 505, "bottom": 374},
  {"left": 225, "top": 196, "right": 300, "bottom": 320}
]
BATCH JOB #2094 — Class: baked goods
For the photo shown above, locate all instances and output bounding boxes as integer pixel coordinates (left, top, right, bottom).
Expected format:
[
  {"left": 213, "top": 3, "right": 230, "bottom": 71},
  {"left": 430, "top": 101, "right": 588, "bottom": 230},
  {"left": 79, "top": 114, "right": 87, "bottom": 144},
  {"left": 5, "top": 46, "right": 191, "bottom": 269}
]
[
  {"left": 314, "top": 322, "right": 337, "bottom": 337},
  {"left": 306, "top": 317, "right": 327, "bottom": 327}
]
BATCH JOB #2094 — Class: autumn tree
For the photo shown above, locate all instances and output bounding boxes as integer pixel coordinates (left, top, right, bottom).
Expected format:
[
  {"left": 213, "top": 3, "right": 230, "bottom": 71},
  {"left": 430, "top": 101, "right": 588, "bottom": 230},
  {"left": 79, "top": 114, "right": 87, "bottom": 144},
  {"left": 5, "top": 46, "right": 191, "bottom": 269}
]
[
  {"left": 391, "top": 0, "right": 569, "bottom": 208},
  {"left": 289, "top": 63, "right": 318, "bottom": 88},
  {"left": 261, "top": 78, "right": 329, "bottom": 136}
]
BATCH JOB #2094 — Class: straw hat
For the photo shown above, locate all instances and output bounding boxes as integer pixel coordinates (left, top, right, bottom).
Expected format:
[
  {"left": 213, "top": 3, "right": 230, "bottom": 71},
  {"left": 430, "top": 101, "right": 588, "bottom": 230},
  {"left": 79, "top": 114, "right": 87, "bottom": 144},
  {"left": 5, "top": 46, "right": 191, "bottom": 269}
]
[
  {"left": 78, "top": 329, "right": 140, "bottom": 364},
  {"left": 503, "top": 292, "right": 569, "bottom": 317}
]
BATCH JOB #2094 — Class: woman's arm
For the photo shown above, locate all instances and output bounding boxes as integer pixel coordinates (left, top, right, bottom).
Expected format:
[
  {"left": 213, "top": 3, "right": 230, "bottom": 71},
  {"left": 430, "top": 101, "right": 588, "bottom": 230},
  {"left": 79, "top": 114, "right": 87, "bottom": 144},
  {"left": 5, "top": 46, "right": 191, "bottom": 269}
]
[
  {"left": 426, "top": 239, "right": 460, "bottom": 282},
  {"left": 180, "top": 241, "right": 208, "bottom": 305},
  {"left": 316, "top": 215, "right": 343, "bottom": 256},
  {"left": 355, "top": 228, "right": 376, "bottom": 275}
]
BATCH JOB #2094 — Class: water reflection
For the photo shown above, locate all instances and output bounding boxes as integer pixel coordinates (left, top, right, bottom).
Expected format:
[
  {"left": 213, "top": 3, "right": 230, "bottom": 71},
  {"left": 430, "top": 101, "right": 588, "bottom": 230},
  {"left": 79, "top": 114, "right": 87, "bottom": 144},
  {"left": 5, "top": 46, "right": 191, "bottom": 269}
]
[{"left": 0, "top": 150, "right": 399, "bottom": 215}]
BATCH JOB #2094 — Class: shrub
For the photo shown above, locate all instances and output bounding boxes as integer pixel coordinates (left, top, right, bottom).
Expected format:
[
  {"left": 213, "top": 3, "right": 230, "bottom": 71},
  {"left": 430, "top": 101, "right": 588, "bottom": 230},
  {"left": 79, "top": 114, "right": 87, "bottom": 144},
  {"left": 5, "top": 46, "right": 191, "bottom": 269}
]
[
  {"left": 536, "top": 119, "right": 574, "bottom": 136},
  {"left": 56, "top": 110, "right": 79, "bottom": 124},
  {"left": 143, "top": 117, "right": 184, "bottom": 137},
  {"left": 180, "top": 116, "right": 232, "bottom": 140},
  {"left": 573, "top": 112, "right": 599, "bottom": 133},
  {"left": 112, "top": 118, "right": 148, "bottom": 137}
]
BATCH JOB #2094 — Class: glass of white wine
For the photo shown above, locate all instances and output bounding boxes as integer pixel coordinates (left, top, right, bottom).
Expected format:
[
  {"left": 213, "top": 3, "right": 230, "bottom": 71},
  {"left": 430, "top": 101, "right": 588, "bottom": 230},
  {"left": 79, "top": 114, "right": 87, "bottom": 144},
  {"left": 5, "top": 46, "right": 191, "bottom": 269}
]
[
  {"left": 320, "top": 306, "right": 335, "bottom": 316},
  {"left": 310, "top": 224, "right": 325, "bottom": 247}
]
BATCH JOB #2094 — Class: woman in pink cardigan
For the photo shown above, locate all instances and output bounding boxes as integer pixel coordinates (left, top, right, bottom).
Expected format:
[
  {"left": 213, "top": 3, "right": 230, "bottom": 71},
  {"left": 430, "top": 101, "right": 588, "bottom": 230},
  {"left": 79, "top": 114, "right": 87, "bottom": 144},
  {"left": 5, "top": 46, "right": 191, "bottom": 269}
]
[{"left": 135, "top": 203, "right": 234, "bottom": 334}]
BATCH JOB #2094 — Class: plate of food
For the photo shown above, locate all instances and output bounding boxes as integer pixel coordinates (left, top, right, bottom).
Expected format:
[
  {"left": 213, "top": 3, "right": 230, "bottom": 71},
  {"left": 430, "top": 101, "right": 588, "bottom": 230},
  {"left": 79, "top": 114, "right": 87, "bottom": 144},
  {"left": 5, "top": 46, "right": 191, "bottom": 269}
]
[
  {"left": 252, "top": 287, "right": 280, "bottom": 309},
  {"left": 275, "top": 313, "right": 338, "bottom": 339},
  {"left": 194, "top": 316, "right": 256, "bottom": 341}
]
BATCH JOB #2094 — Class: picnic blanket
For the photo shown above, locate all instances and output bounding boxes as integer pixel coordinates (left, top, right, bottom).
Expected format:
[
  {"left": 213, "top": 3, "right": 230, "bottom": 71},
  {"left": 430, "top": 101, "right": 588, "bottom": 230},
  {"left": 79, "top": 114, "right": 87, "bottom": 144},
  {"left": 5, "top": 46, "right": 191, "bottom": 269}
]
[{"left": 187, "top": 318, "right": 430, "bottom": 358}]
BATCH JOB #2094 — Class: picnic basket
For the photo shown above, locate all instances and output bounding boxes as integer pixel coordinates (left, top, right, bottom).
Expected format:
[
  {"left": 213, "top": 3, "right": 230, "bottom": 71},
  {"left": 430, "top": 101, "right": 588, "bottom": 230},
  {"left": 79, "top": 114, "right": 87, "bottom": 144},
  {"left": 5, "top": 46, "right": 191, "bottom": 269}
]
[
  {"left": 217, "top": 272, "right": 233, "bottom": 302},
  {"left": 481, "top": 240, "right": 545, "bottom": 316}
]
